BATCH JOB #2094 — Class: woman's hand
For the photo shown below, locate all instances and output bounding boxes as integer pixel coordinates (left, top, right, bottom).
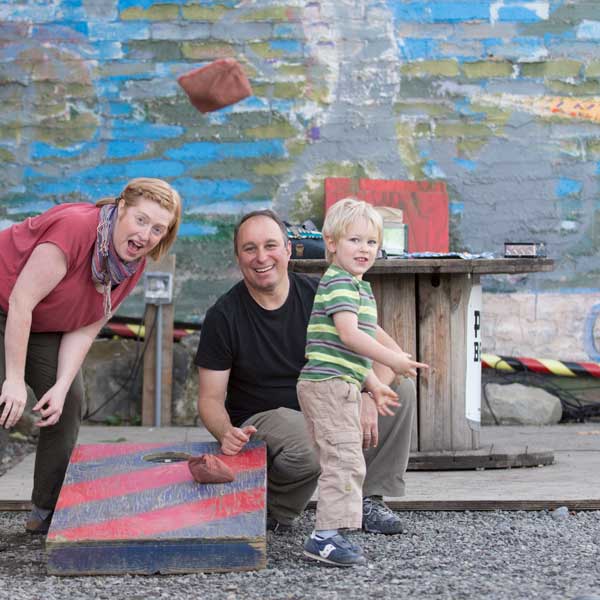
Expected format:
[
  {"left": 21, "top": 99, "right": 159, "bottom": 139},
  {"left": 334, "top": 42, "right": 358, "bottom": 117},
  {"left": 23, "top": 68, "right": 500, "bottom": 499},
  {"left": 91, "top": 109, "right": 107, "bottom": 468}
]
[
  {"left": 33, "top": 383, "right": 69, "bottom": 428},
  {"left": 0, "top": 379, "right": 28, "bottom": 429}
]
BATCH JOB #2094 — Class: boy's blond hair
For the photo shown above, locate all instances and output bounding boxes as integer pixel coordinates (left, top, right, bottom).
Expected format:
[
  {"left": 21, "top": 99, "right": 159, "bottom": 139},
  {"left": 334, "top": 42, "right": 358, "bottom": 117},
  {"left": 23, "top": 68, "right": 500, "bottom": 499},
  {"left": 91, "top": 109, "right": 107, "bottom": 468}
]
[{"left": 322, "top": 197, "right": 383, "bottom": 263}]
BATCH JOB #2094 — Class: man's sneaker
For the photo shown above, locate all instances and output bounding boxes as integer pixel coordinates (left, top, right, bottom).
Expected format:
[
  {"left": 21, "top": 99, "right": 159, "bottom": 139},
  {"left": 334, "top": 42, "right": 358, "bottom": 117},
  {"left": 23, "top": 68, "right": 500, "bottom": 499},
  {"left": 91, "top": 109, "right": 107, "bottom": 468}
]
[
  {"left": 303, "top": 533, "right": 366, "bottom": 567},
  {"left": 25, "top": 505, "right": 53, "bottom": 535},
  {"left": 362, "top": 496, "right": 404, "bottom": 534},
  {"left": 266, "top": 514, "right": 294, "bottom": 534}
]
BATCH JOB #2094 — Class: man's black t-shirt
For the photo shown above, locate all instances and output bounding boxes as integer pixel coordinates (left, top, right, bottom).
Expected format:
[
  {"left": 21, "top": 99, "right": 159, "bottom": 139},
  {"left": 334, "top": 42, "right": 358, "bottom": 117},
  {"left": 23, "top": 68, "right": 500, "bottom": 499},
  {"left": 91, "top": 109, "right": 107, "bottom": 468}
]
[{"left": 194, "top": 272, "right": 319, "bottom": 427}]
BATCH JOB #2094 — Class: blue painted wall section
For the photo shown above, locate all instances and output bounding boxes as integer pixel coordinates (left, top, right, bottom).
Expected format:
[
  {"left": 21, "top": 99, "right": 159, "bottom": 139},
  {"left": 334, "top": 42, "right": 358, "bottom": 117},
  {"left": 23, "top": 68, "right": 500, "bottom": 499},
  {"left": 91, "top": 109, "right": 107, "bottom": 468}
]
[{"left": 1, "top": 0, "right": 599, "bottom": 343}]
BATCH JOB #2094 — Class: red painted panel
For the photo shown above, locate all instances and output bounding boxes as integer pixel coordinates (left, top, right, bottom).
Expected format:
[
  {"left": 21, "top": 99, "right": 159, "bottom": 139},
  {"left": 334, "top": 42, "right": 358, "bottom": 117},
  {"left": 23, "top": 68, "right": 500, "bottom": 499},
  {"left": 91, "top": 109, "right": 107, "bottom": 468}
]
[
  {"left": 325, "top": 178, "right": 449, "bottom": 252},
  {"left": 51, "top": 488, "right": 265, "bottom": 542}
]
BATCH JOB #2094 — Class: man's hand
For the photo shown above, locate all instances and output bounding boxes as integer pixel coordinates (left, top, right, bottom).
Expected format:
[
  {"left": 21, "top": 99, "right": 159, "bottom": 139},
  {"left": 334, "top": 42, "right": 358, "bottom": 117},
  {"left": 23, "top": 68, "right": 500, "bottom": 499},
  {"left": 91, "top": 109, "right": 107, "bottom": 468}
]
[
  {"left": 370, "top": 383, "right": 400, "bottom": 417},
  {"left": 0, "top": 379, "right": 28, "bottom": 429},
  {"left": 220, "top": 425, "right": 257, "bottom": 455},
  {"left": 360, "top": 392, "right": 379, "bottom": 449},
  {"left": 391, "top": 352, "right": 428, "bottom": 378},
  {"left": 33, "top": 383, "right": 68, "bottom": 428}
]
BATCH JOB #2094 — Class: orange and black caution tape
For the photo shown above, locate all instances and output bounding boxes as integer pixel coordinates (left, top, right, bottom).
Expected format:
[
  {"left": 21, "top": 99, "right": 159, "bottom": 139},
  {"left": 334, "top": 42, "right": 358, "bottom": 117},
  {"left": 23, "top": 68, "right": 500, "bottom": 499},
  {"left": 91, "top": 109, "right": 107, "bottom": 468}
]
[
  {"left": 101, "top": 321, "right": 197, "bottom": 342},
  {"left": 482, "top": 353, "right": 600, "bottom": 378}
]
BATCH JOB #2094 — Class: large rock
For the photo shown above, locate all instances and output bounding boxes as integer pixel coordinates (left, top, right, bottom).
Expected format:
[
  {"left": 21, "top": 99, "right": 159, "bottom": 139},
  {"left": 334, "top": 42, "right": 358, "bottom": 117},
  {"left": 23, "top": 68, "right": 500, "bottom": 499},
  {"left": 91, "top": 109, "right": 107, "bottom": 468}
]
[
  {"left": 82, "top": 338, "right": 144, "bottom": 423},
  {"left": 82, "top": 334, "right": 201, "bottom": 425},
  {"left": 482, "top": 383, "right": 562, "bottom": 425}
]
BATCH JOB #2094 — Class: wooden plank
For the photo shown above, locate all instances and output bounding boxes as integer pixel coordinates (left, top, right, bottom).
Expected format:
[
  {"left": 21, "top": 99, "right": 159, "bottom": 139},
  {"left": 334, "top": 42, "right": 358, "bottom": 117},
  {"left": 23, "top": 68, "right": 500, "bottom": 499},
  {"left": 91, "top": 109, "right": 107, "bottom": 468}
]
[
  {"left": 367, "top": 273, "right": 419, "bottom": 452},
  {"left": 387, "top": 499, "right": 600, "bottom": 511},
  {"left": 417, "top": 274, "right": 452, "bottom": 452},
  {"left": 289, "top": 257, "right": 554, "bottom": 275},
  {"left": 407, "top": 446, "right": 554, "bottom": 470},
  {"left": 142, "top": 254, "right": 175, "bottom": 427},
  {"left": 307, "top": 498, "right": 600, "bottom": 511},
  {"left": 46, "top": 440, "right": 267, "bottom": 575}
]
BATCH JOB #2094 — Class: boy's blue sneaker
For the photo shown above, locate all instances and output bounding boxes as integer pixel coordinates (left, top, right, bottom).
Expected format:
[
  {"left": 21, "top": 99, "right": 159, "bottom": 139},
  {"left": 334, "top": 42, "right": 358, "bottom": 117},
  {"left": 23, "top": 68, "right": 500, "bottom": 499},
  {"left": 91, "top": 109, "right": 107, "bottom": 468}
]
[{"left": 303, "top": 533, "right": 366, "bottom": 567}]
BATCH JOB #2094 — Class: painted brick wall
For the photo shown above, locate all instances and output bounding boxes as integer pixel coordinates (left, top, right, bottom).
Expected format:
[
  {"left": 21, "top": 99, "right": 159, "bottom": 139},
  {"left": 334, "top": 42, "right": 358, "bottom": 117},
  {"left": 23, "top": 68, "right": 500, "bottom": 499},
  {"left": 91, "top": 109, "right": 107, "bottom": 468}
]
[{"left": 1, "top": 0, "right": 600, "bottom": 359}]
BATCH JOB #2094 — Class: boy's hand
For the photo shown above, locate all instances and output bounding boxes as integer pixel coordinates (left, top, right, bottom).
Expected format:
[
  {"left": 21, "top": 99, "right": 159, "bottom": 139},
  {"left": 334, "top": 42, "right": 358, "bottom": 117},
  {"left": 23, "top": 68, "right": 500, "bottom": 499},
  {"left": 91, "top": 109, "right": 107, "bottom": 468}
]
[
  {"left": 391, "top": 352, "right": 429, "bottom": 377},
  {"left": 370, "top": 384, "right": 400, "bottom": 417}
]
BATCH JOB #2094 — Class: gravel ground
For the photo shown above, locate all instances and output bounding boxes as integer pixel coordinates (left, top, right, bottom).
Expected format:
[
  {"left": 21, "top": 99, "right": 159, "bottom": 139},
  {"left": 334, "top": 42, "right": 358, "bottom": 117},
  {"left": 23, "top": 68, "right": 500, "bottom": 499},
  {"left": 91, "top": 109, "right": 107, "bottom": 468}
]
[
  {"left": 0, "top": 509, "right": 599, "bottom": 600},
  {"left": 0, "top": 434, "right": 36, "bottom": 478}
]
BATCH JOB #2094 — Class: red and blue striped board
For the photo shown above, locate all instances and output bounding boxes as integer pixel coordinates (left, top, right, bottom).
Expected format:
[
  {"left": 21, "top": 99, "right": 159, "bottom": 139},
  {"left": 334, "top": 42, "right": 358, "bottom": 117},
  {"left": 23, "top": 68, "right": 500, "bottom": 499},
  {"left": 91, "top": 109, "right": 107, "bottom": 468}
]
[{"left": 46, "top": 440, "right": 266, "bottom": 575}]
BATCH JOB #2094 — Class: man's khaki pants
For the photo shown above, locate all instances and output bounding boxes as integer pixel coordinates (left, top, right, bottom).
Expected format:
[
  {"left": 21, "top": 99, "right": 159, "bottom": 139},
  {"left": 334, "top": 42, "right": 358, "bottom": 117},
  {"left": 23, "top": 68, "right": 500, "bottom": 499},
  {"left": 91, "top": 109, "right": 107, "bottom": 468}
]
[
  {"left": 242, "top": 377, "right": 416, "bottom": 527},
  {"left": 0, "top": 312, "right": 84, "bottom": 511}
]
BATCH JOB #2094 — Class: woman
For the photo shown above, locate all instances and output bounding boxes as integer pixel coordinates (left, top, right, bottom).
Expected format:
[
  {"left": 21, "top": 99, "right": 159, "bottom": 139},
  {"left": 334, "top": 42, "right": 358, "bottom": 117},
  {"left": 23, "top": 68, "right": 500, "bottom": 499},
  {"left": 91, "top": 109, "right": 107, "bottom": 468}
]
[{"left": 0, "top": 177, "right": 181, "bottom": 533}]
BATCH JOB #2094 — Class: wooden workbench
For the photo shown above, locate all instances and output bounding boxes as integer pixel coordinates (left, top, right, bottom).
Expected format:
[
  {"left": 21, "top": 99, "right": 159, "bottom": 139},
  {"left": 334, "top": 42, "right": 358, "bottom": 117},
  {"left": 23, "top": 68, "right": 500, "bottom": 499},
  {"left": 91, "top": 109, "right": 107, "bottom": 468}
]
[{"left": 290, "top": 257, "right": 554, "bottom": 468}]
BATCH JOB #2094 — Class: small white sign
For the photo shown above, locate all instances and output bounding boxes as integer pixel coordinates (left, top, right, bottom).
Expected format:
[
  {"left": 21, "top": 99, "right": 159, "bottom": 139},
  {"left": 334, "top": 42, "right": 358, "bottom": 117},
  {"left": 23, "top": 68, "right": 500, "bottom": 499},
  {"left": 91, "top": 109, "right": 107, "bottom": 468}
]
[{"left": 465, "top": 283, "right": 482, "bottom": 428}]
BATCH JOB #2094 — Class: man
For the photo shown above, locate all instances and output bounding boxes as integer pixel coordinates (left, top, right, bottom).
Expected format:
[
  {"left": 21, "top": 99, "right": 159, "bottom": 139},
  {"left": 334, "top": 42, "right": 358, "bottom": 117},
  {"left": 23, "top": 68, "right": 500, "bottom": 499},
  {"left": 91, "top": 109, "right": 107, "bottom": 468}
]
[{"left": 195, "top": 209, "right": 420, "bottom": 534}]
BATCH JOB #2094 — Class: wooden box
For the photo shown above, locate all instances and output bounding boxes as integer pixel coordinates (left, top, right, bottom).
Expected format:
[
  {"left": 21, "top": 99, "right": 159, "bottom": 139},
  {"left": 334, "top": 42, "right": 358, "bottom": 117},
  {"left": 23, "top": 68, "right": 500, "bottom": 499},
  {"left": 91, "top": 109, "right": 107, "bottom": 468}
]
[{"left": 46, "top": 440, "right": 266, "bottom": 575}]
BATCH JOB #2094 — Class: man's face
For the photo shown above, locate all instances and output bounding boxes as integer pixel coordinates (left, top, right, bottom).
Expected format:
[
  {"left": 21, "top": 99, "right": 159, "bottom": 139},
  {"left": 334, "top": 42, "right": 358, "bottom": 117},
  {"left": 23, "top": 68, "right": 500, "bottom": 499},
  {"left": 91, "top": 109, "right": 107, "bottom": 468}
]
[{"left": 235, "top": 215, "right": 291, "bottom": 295}]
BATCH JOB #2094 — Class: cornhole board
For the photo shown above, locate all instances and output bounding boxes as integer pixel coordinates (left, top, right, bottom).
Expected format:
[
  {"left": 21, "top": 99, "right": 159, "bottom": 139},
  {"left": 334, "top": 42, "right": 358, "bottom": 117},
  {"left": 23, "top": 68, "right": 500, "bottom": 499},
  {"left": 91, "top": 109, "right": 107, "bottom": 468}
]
[{"left": 46, "top": 440, "right": 266, "bottom": 575}]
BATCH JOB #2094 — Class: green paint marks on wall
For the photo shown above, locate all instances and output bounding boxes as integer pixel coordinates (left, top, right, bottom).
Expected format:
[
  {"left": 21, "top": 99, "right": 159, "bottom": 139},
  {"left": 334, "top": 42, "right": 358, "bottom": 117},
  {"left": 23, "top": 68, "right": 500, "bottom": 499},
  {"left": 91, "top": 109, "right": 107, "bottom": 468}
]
[
  {"left": 128, "top": 41, "right": 183, "bottom": 61},
  {"left": 401, "top": 60, "right": 460, "bottom": 78},
  {"left": 546, "top": 80, "right": 600, "bottom": 95},
  {"left": 395, "top": 102, "right": 453, "bottom": 118},
  {"left": 462, "top": 60, "right": 513, "bottom": 79},
  {"left": 181, "top": 42, "right": 235, "bottom": 60},
  {"left": 396, "top": 122, "right": 426, "bottom": 180},
  {"left": 244, "top": 121, "right": 297, "bottom": 139},
  {"left": 181, "top": 4, "right": 230, "bottom": 21},
  {"left": 289, "top": 162, "right": 372, "bottom": 227},
  {"left": 586, "top": 61, "right": 600, "bottom": 78},
  {"left": 435, "top": 122, "right": 493, "bottom": 138},
  {"left": 241, "top": 6, "right": 299, "bottom": 22},
  {"left": 248, "top": 42, "right": 286, "bottom": 59},
  {"left": 252, "top": 81, "right": 306, "bottom": 99},
  {"left": 253, "top": 160, "right": 294, "bottom": 176},
  {"left": 0, "top": 148, "right": 15, "bottom": 162},
  {"left": 520, "top": 60, "right": 582, "bottom": 80}
]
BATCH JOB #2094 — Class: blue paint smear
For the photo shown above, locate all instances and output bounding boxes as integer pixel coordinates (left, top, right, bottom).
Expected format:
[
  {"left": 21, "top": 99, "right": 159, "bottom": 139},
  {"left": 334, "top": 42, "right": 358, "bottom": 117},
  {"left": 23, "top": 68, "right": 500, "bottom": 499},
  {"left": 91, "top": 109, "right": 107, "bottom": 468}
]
[
  {"left": 7, "top": 200, "right": 56, "bottom": 215},
  {"left": 166, "top": 140, "right": 285, "bottom": 163},
  {"left": 177, "top": 223, "right": 218, "bottom": 237},
  {"left": 498, "top": 6, "right": 542, "bottom": 23},
  {"left": 269, "top": 40, "right": 302, "bottom": 53},
  {"left": 454, "top": 158, "right": 476, "bottom": 171},
  {"left": 30, "top": 142, "right": 100, "bottom": 159},
  {"left": 450, "top": 202, "right": 465, "bottom": 215},
  {"left": 107, "top": 141, "right": 147, "bottom": 159},
  {"left": 111, "top": 122, "right": 184, "bottom": 139},
  {"left": 108, "top": 102, "right": 134, "bottom": 116},
  {"left": 391, "top": 2, "right": 428, "bottom": 22},
  {"left": 556, "top": 178, "right": 582, "bottom": 197},
  {"left": 118, "top": 0, "right": 238, "bottom": 8},
  {"left": 400, "top": 38, "right": 438, "bottom": 61},
  {"left": 173, "top": 177, "right": 252, "bottom": 201},
  {"left": 430, "top": 2, "right": 489, "bottom": 23}
]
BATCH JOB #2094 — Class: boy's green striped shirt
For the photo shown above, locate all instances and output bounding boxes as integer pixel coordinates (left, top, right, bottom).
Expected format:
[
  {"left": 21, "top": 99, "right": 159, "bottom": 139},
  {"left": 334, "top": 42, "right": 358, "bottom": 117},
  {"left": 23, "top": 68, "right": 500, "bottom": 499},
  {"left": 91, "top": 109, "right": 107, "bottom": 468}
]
[{"left": 299, "top": 264, "right": 378, "bottom": 388}]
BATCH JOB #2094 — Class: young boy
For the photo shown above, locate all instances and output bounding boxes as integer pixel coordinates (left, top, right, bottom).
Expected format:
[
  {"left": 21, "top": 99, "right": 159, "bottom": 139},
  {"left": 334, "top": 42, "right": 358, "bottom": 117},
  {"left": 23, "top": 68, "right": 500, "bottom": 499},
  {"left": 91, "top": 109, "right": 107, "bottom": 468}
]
[{"left": 297, "top": 198, "right": 427, "bottom": 567}]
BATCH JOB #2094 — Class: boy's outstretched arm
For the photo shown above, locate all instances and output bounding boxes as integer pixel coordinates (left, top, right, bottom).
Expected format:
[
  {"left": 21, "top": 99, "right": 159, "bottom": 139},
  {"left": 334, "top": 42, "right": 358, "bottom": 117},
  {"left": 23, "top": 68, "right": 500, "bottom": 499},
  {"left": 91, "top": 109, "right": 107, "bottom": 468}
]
[{"left": 332, "top": 311, "right": 429, "bottom": 377}]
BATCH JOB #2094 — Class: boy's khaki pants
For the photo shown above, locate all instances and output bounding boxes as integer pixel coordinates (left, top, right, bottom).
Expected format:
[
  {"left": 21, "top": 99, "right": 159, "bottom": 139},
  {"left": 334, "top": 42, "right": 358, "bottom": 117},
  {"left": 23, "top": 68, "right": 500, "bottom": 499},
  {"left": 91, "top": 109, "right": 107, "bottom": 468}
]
[{"left": 297, "top": 378, "right": 365, "bottom": 530}]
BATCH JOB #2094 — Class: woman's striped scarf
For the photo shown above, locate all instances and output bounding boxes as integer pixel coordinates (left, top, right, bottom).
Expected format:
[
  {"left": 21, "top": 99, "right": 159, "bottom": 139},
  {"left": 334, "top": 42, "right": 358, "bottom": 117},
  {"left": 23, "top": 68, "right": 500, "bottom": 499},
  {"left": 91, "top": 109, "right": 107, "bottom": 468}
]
[{"left": 91, "top": 203, "right": 141, "bottom": 318}]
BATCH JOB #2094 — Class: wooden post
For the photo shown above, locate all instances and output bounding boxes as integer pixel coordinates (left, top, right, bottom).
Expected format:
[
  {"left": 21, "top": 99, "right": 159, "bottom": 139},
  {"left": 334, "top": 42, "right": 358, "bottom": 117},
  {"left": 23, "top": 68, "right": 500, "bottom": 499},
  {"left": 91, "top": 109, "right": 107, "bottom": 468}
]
[{"left": 142, "top": 254, "right": 175, "bottom": 427}]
